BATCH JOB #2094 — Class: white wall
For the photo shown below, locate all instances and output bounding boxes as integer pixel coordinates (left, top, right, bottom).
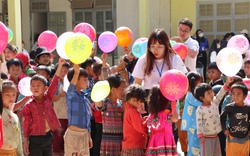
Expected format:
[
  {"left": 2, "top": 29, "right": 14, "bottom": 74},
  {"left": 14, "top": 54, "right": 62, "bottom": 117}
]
[
  {"left": 149, "top": 0, "right": 171, "bottom": 34},
  {"left": 21, "top": 0, "right": 30, "bottom": 50},
  {"left": 115, "top": 0, "right": 171, "bottom": 62},
  {"left": 116, "top": 0, "right": 139, "bottom": 57}
]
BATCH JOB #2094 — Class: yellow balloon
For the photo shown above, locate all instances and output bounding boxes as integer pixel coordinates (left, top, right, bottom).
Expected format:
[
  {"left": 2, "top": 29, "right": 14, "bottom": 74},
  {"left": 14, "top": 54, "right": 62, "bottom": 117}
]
[
  {"left": 91, "top": 80, "right": 110, "bottom": 102},
  {"left": 65, "top": 33, "right": 92, "bottom": 64}
]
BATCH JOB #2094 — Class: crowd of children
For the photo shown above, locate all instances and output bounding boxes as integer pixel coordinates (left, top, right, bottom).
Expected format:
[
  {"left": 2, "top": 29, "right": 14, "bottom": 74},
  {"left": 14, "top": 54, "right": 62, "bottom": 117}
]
[{"left": 1, "top": 24, "right": 250, "bottom": 156}]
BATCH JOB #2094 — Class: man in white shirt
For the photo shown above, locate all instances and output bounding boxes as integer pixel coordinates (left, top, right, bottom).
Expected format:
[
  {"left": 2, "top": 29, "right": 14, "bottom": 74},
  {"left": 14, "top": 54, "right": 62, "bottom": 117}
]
[{"left": 171, "top": 18, "right": 199, "bottom": 71}]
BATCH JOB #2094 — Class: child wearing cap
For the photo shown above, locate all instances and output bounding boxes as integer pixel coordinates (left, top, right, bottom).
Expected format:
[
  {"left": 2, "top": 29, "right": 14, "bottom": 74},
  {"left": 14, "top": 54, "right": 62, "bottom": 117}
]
[
  {"left": 35, "top": 47, "right": 55, "bottom": 80},
  {"left": 15, "top": 53, "right": 35, "bottom": 78},
  {"left": 35, "top": 47, "right": 52, "bottom": 66}
]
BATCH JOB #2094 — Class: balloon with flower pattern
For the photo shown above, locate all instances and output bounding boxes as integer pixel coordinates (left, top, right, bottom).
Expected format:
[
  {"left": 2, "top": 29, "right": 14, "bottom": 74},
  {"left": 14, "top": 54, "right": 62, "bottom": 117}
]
[
  {"left": 216, "top": 47, "right": 243, "bottom": 77},
  {"left": 73, "top": 22, "right": 96, "bottom": 42},
  {"left": 159, "top": 69, "right": 188, "bottom": 101},
  {"left": 98, "top": 31, "right": 118, "bottom": 53},
  {"left": 132, "top": 38, "right": 148, "bottom": 58},
  {"left": 38, "top": 30, "right": 58, "bottom": 52},
  {"left": 65, "top": 33, "right": 92, "bottom": 64},
  {"left": 227, "top": 35, "right": 249, "bottom": 54},
  {"left": 172, "top": 43, "right": 188, "bottom": 60}
]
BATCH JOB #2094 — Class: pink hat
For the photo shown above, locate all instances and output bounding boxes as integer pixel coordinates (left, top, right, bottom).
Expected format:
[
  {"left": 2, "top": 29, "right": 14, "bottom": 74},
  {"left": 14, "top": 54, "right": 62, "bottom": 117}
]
[{"left": 15, "top": 52, "right": 29, "bottom": 66}]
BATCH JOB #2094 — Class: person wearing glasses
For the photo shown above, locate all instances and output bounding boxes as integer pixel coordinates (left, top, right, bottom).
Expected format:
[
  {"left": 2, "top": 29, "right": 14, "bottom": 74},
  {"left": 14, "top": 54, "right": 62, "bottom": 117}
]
[
  {"left": 171, "top": 18, "right": 199, "bottom": 72},
  {"left": 132, "top": 29, "right": 188, "bottom": 115},
  {"left": 171, "top": 18, "right": 199, "bottom": 156}
]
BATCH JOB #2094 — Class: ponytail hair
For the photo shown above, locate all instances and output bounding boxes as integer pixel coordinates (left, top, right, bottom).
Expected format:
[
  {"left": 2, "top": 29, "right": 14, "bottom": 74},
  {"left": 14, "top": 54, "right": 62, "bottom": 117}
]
[
  {"left": 187, "top": 71, "right": 202, "bottom": 95},
  {"left": 147, "top": 85, "right": 170, "bottom": 116}
]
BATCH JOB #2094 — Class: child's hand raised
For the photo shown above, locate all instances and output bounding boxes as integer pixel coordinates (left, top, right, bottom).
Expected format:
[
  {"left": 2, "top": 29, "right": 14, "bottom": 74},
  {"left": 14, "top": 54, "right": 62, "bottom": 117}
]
[
  {"left": 101, "top": 53, "right": 108, "bottom": 62},
  {"left": 55, "top": 58, "right": 66, "bottom": 77},
  {"left": 123, "top": 46, "right": 131, "bottom": 54},
  {"left": 225, "top": 77, "right": 234, "bottom": 88},
  {"left": 73, "top": 64, "right": 80, "bottom": 74},
  {"left": 58, "top": 58, "right": 66, "bottom": 65}
]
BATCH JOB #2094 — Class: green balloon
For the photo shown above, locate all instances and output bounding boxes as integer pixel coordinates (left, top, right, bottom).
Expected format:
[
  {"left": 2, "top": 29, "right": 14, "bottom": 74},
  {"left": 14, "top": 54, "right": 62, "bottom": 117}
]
[
  {"left": 8, "top": 28, "right": 13, "bottom": 43},
  {"left": 170, "top": 40, "right": 176, "bottom": 47}
]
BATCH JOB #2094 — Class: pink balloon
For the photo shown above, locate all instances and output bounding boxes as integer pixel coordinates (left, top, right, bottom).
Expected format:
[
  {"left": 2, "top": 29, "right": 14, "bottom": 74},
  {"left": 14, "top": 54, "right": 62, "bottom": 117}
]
[
  {"left": 0, "top": 22, "right": 8, "bottom": 54},
  {"left": 38, "top": 30, "right": 58, "bottom": 52},
  {"left": 98, "top": 31, "right": 118, "bottom": 53},
  {"left": 135, "top": 37, "right": 148, "bottom": 43},
  {"left": 243, "top": 78, "right": 250, "bottom": 91},
  {"left": 172, "top": 43, "right": 188, "bottom": 60},
  {"left": 227, "top": 35, "right": 249, "bottom": 53},
  {"left": 73, "top": 23, "right": 96, "bottom": 42},
  {"left": 244, "top": 91, "right": 250, "bottom": 106},
  {"left": 159, "top": 69, "right": 188, "bottom": 101},
  {"left": 18, "top": 77, "right": 32, "bottom": 96},
  {"left": 248, "top": 49, "right": 250, "bottom": 60}
]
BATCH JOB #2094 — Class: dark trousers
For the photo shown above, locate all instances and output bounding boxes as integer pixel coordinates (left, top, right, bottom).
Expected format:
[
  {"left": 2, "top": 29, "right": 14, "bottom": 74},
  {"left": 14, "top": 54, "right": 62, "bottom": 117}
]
[
  {"left": 218, "top": 131, "right": 226, "bottom": 156},
  {"left": 197, "top": 51, "right": 207, "bottom": 82},
  {"left": 29, "top": 131, "right": 53, "bottom": 156},
  {"left": 90, "top": 119, "right": 96, "bottom": 156},
  {"left": 93, "top": 122, "right": 103, "bottom": 156},
  {"left": 52, "top": 119, "right": 68, "bottom": 154}
]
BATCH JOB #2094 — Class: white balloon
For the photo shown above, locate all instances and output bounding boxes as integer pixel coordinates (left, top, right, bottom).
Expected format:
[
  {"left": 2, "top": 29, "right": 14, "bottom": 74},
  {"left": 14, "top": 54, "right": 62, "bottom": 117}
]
[
  {"left": 18, "top": 77, "right": 32, "bottom": 96},
  {"left": 63, "top": 75, "right": 70, "bottom": 92},
  {"left": 216, "top": 47, "right": 243, "bottom": 77},
  {"left": 56, "top": 32, "right": 74, "bottom": 59}
]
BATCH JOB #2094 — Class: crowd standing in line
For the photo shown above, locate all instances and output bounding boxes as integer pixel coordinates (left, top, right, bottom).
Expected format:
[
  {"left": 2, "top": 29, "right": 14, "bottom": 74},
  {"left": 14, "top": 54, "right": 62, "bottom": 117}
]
[{"left": 0, "top": 17, "right": 250, "bottom": 156}]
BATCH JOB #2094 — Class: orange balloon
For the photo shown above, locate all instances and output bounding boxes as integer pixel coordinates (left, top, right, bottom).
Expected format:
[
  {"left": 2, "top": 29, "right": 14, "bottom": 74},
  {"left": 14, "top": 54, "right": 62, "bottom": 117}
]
[{"left": 115, "top": 26, "right": 133, "bottom": 46}]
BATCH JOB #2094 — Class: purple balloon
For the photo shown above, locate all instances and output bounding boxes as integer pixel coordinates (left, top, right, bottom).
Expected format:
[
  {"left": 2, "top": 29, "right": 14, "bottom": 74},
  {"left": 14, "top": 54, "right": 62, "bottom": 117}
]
[
  {"left": 98, "top": 31, "right": 118, "bottom": 53},
  {"left": 0, "top": 22, "right": 8, "bottom": 54}
]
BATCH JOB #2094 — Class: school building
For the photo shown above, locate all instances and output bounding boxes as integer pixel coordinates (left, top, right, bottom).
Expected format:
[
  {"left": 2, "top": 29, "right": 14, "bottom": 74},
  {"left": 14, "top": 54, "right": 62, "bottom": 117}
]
[{"left": 2, "top": 0, "right": 250, "bottom": 64}]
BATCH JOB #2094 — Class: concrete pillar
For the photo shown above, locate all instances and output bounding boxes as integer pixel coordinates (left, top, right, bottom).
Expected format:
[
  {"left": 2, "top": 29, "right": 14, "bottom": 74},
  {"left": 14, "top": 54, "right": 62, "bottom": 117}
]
[
  {"left": 8, "top": 0, "right": 22, "bottom": 51},
  {"left": 139, "top": 0, "right": 150, "bottom": 38}
]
